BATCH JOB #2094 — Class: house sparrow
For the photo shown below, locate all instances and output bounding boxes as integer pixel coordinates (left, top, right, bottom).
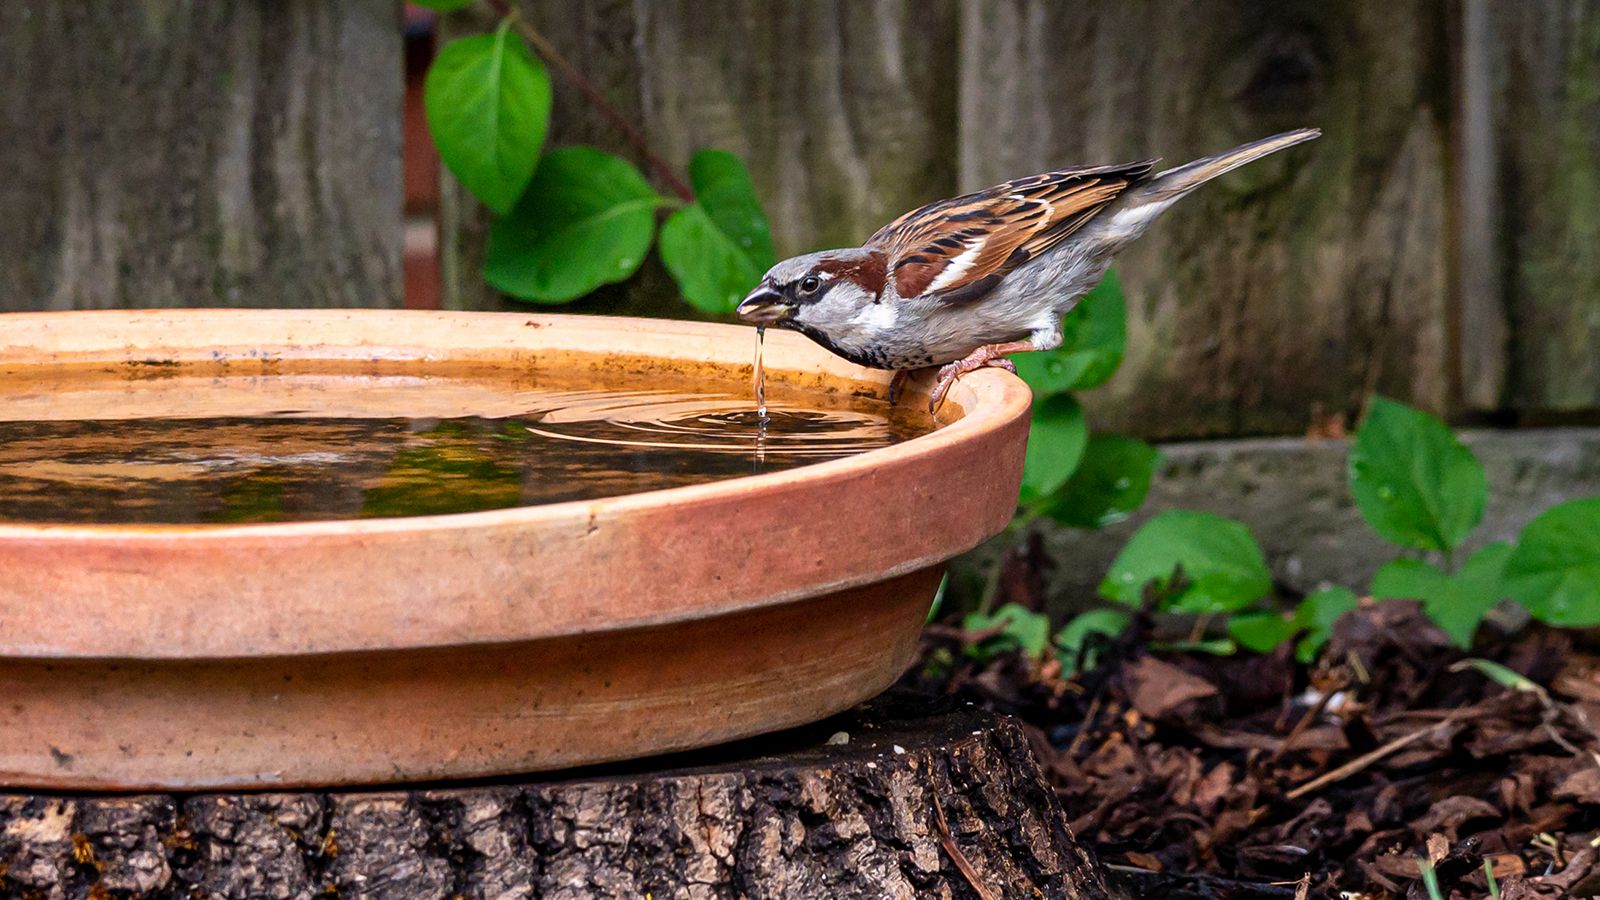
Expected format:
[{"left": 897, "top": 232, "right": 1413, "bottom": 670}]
[{"left": 737, "top": 128, "right": 1320, "bottom": 411}]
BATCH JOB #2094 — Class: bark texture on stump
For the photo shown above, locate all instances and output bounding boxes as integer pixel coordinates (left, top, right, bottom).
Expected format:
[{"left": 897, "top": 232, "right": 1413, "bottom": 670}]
[{"left": 0, "top": 697, "right": 1111, "bottom": 899}]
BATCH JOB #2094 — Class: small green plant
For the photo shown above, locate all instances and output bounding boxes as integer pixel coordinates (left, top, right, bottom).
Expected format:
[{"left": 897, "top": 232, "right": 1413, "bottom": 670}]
[
  {"left": 416, "top": 0, "right": 772, "bottom": 314},
  {"left": 961, "top": 602, "right": 1129, "bottom": 676},
  {"left": 1103, "top": 395, "right": 1600, "bottom": 661}
]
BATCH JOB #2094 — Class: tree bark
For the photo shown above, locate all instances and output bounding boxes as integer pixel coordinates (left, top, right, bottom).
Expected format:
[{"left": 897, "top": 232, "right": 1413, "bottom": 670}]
[{"left": 0, "top": 695, "right": 1112, "bottom": 899}]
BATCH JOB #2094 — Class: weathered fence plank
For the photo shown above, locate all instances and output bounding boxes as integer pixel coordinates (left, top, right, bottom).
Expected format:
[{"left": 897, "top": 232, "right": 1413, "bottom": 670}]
[
  {"left": 0, "top": 2, "right": 402, "bottom": 311},
  {"left": 439, "top": 0, "right": 960, "bottom": 313},
  {"left": 1480, "top": 0, "right": 1600, "bottom": 415},
  {"left": 959, "top": 0, "right": 1454, "bottom": 439}
]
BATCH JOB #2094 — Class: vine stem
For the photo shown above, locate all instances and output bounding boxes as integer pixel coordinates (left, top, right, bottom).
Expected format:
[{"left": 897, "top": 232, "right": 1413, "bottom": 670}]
[{"left": 479, "top": 0, "right": 695, "bottom": 202}]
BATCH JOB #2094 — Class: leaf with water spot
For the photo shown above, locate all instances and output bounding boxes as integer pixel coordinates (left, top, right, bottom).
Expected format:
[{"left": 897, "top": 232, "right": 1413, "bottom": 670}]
[
  {"left": 1100, "top": 510, "right": 1272, "bottom": 613},
  {"left": 1041, "top": 434, "right": 1161, "bottom": 528},
  {"left": 659, "top": 152, "right": 777, "bottom": 314},
  {"left": 1503, "top": 498, "right": 1600, "bottom": 627},
  {"left": 485, "top": 147, "right": 663, "bottom": 303},
  {"left": 1348, "top": 397, "right": 1486, "bottom": 552}
]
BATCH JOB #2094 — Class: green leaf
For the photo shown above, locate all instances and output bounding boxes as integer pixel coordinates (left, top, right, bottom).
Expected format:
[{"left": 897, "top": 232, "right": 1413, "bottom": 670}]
[
  {"left": 1504, "top": 497, "right": 1600, "bottom": 627},
  {"left": 1370, "top": 543, "right": 1511, "bottom": 648},
  {"left": 658, "top": 151, "right": 776, "bottom": 314},
  {"left": 1053, "top": 609, "right": 1130, "bottom": 675},
  {"left": 1153, "top": 638, "right": 1237, "bottom": 657},
  {"left": 1099, "top": 510, "right": 1272, "bottom": 613},
  {"left": 1450, "top": 658, "right": 1546, "bottom": 696},
  {"left": 1019, "top": 394, "right": 1087, "bottom": 503},
  {"left": 485, "top": 147, "right": 663, "bottom": 302},
  {"left": 1292, "top": 586, "right": 1359, "bottom": 664},
  {"left": 424, "top": 23, "right": 552, "bottom": 215},
  {"left": 1227, "top": 611, "right": 1299, "bottom": 654},
  {"left": 1011, "top": 270, "right": 1127, "bottom": 395},
  {"left": 963, "top": 603, "right": 1052, "bottom": 661},
  {"left": 410, "top": 0, "right": 476, "bottom": 11},
  {"left": 1348, "top": 397, "right": 1487, "bottom": 552},
  {"left": 1042, "top": 435, "right": 1161, "bottom": 529}
]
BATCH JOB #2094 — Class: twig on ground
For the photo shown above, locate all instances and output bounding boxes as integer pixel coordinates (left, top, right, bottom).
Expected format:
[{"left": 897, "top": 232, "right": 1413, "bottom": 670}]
[
  {"left": 1272, "top": 686, "right": 1337, "bottom": 762},
  {"left": 1067, "top": 688, "right": 1106, "bottom": 759},
  {"left": 1286, "top": 717, "right": 1458, "bottom": 801}
]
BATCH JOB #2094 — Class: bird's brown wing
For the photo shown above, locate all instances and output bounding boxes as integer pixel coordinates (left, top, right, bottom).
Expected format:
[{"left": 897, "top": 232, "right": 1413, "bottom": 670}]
[{"left": 866, "top": 161, "right": 1155, "bottom": 303}]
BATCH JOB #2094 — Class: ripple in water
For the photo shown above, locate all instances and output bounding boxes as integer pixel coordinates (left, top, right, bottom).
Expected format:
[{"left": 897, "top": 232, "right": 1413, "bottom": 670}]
[{"left": 0, "top": 382, "right": 928, "bottom": 524}]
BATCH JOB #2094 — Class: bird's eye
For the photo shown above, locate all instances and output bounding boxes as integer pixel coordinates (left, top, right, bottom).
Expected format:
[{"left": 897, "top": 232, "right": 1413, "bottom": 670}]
[{"left": 798, "top": 275, "right": 822, "bottom": 294}]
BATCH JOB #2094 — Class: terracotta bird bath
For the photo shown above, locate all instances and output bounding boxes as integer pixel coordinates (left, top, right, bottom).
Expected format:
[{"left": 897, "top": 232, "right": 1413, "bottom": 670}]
[{"left": 0, "top": 309, "right": 1029, "bottom": 790}]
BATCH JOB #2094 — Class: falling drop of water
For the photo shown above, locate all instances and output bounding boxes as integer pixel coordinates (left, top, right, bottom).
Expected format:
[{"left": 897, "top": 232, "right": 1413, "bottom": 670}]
[{"left": 754, "top": 325, "right": 770, "bottom": 427}]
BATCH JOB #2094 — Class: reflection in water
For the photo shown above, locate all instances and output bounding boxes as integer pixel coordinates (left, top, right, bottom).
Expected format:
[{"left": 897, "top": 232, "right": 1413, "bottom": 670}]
[{"left": 0, "top": 387, "right": 929, "bottom": 524}]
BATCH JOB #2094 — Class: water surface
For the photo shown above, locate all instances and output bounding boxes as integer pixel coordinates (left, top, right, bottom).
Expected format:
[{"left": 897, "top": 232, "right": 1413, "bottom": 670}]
[{"left": 0, "top": 375, "right": 929, "bottom": 524}]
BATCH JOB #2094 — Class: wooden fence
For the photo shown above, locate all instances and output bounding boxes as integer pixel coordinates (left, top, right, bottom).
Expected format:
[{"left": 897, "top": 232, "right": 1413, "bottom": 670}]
[{"left": 2, "top": 1, "right": 1596, "bottom": 439}]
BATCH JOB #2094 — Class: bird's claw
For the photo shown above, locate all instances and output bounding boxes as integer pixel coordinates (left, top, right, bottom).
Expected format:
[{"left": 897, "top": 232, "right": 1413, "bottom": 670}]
[{"left": 926, "top": 351, "right": 1017, "bottom": 414}]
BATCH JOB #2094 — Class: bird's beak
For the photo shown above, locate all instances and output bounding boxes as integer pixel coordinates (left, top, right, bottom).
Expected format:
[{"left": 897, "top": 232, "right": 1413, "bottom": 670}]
[{"left": 736, "top": 286, "right": 793, "bottom": 325}]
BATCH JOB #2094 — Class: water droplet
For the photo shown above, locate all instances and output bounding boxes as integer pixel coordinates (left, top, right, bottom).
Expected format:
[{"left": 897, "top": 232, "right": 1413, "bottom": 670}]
[
  {"left": 1113, "top": 478, "right": 1131, "bottom": 490},
  {"left": 618, "top": 258, "right": 634, "bottom": 269},
  {"left": 1378, "top": 486, "right": 1395, "bottom": 500},
  {"left": 1121, "top": 573, "right": 1135, "bottom": 583}
]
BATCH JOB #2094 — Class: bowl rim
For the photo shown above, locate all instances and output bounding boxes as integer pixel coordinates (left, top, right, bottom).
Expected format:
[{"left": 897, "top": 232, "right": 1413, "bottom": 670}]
[{"left": 0, "top": 309, "right": 1033, "bottom": 660}]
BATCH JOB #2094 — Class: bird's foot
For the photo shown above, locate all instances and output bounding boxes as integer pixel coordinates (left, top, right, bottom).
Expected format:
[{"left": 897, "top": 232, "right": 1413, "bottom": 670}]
[{"left": 928, "top": 346, "right": 1019, "bottom": 414}]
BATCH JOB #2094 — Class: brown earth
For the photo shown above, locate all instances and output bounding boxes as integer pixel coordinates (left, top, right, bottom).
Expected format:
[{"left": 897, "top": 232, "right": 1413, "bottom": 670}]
[{"left": 908, "top": 600, "right": 1600, "bottom": 898}]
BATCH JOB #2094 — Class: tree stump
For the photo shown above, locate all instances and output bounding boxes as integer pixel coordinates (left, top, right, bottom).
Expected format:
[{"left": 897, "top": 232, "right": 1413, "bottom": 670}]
[{"left": 0, "top": 694, "right": 1112, "bottom": 899}]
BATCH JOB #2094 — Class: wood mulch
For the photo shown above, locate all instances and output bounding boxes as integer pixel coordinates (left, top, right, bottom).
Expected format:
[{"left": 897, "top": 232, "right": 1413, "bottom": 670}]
[{"left": 907, "top": 600, "right": 1600, "bottom": 898}]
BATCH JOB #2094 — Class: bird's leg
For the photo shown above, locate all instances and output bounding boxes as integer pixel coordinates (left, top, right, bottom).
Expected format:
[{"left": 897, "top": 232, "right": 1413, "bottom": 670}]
[{"left": 928, "top": 340, "right": 1037, "bottom": 413}]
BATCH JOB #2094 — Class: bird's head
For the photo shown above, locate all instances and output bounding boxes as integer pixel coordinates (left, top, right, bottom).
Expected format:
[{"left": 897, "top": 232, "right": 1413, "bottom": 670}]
[{"left": 736, "top": 249, "right": 888, "bottom": 334}]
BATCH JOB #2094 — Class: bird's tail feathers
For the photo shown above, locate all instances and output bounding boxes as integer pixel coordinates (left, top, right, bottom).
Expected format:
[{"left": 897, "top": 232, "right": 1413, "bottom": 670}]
[{"left": 1141, "top": 128, "right": 1321, "bottom": 202}]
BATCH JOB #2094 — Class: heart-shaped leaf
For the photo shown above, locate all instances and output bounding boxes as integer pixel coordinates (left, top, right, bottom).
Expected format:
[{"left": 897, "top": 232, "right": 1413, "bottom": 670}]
[
  {"left": 1019, "top": 394, "right": 1087, "bottom": 503},
  {"left": 1348, "top": 397, "right": 1487, "bottom": 552},
  {"left": 658, "top": 151, "right": 777, "bottom": 314},
  {"left": 1011, "top": 269, "right": 1127, "bottom": 395},
  {"left": 485, "top": 147, "right": 663, "bottom": 302},
  {"left": 1503, "top": 498, "right": 1600, "bottom": 627},
  {"left": 424, "top": 22, "right": 552, "bottom": 215},
  {"left": 1100, "top": 510, "right": 1272, "bottom": 613},
  {"left": 1042, "top": 434, "right": 1161, "bottom": 528},
  {"left": 1371, "top": 542, "right": 1511, "bottom": 648}
]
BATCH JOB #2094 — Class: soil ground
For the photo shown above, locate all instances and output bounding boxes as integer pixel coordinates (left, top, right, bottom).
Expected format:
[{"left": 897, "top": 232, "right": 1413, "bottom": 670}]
[{"left": 906, "top": 600, "right": 1600, "bottom": 898}]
